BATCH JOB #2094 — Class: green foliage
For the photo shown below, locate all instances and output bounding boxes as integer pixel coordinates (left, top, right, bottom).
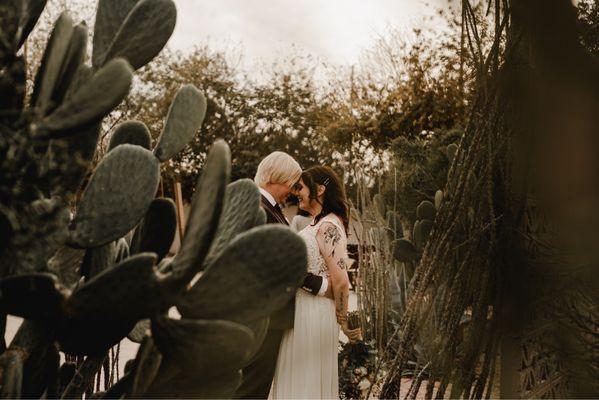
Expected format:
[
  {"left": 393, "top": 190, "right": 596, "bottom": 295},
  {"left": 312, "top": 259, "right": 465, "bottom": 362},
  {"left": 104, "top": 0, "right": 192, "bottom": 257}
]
[{"left": 383, "top": 127, "right": 461, "bottom": 226}]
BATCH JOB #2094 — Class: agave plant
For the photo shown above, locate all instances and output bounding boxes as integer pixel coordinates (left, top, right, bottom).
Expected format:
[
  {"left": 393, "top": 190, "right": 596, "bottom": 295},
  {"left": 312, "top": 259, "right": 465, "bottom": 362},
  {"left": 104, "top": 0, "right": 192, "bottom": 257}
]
[{"left": 0, "top": 1, "right": 308, "bottom": 398}]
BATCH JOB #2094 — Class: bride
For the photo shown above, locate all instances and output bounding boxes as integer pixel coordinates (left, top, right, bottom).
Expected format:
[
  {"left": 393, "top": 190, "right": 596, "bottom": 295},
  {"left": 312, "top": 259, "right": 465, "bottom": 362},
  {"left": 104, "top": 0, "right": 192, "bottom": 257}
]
[{"left": 269, "top": 166, "right": 362, "bottom": 399}]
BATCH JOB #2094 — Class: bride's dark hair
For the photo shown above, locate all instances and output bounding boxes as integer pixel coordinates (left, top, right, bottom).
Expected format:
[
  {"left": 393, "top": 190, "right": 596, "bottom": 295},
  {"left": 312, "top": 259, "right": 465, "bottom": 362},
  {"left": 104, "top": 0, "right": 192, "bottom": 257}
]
[{"left": 301, "top": 166, "right": 349, "bottom": 232}]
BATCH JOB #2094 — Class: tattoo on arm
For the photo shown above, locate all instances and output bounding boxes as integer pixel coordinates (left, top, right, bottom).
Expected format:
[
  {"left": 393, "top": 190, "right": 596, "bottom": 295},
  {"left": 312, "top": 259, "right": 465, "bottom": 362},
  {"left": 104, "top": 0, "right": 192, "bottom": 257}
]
[
  {"left": 323, "top": 225, "right": 341, "bottom": 257},
  {"left": 337, "top": 258, "right": 347, "bottom": 270},
  {"left": 336, "top": 292, "right": 348, "bottom": 323}
]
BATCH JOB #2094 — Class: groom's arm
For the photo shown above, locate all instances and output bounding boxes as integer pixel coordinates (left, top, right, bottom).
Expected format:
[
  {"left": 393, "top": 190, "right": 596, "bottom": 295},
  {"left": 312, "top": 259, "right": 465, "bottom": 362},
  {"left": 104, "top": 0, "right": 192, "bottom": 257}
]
[{"left": 301, "top": 273, "right": 329, "bottom": 297}]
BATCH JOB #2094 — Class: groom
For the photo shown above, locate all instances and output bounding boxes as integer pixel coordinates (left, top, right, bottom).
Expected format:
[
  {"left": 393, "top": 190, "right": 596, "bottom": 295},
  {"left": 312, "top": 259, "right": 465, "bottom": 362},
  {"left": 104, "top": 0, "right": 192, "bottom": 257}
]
[{"left": 234, "top": 151, "right": 330, "bottom": 399}]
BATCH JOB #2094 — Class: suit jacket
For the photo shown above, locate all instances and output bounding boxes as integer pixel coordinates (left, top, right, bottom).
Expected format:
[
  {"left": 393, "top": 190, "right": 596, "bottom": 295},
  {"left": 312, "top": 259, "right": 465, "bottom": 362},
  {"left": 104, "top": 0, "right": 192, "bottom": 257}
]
[{"left": 260, "top": 195, "right": 323, "bottom": 329}]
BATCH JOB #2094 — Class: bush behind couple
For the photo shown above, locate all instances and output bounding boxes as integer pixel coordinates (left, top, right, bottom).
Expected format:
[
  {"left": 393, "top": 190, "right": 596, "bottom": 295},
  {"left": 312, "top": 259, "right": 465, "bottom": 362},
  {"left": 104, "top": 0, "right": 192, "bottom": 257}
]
[{"left": 235, "top": 151, "right": 361, "bottom": 400}]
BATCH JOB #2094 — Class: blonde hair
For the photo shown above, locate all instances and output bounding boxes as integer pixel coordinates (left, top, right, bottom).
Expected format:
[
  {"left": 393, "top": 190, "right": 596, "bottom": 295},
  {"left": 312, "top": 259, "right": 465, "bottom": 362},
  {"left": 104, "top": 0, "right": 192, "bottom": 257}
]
[{"left": 254, "top": 151, "right": 301, "bottom": 187}]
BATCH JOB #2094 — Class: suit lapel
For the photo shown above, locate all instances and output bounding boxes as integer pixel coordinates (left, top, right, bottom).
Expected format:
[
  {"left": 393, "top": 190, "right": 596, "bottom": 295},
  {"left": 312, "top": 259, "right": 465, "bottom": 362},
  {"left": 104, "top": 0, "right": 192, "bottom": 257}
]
[{"left": 260, "top": 195, "right": 288, "bottom": 226}]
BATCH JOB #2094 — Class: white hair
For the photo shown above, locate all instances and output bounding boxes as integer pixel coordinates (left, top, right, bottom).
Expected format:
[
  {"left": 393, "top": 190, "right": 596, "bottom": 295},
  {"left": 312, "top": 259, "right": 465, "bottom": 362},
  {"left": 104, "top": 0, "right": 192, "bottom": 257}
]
[{"left": 254, "top": 151, "right": 301, "bottom": 187}]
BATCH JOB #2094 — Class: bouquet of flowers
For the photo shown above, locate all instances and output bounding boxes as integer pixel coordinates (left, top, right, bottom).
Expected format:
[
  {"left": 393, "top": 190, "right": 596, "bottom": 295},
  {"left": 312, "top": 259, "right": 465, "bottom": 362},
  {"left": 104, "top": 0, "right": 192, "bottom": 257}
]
[{"left": 339, "top": 312, "right": 378, "bottom": 399}]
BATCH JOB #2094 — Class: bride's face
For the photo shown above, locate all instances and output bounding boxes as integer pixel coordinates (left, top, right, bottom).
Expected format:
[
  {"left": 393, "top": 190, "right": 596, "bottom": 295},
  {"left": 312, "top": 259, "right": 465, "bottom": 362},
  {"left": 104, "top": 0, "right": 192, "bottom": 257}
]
[{"left": 295, "top": 178, "right": 317, "bottom": 214}]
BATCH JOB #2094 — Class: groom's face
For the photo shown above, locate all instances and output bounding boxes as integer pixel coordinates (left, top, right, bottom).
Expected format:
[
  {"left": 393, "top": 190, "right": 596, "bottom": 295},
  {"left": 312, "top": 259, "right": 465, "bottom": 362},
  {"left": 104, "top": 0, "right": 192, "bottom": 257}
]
[{"left": 272, "top": 181, "right": 294, "bottom": 204}]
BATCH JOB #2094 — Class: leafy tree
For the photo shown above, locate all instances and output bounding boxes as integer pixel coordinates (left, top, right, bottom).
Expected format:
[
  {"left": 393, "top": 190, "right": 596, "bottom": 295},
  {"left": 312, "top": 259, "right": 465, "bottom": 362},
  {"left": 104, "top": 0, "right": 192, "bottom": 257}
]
[
  {"left": 577, "top": 0, "right": 599, "bottom": 55},
  {"left": 118, "top": 48, "right": 341, "bottom": 200}
]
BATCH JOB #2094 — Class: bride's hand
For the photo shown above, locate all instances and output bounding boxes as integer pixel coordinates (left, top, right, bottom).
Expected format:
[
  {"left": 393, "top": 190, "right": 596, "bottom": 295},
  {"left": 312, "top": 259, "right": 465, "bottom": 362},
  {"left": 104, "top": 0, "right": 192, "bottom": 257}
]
[
  {"left": 341, "top": 323, "right": 362, "bottom": 343},
  {"left": 324, "top": 284, "right": 334, "bottom": 300}
]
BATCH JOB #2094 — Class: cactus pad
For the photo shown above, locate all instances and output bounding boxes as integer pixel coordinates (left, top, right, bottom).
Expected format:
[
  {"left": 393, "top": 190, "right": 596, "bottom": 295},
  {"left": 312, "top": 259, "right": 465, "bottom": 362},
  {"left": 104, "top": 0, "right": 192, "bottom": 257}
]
[
  {"left": 68, "top": 144, "right": 160, "bottom": 248},
  {"left": 434, "top": 189, "right": 444, "bottom": 210},
  {"left": 151, "top": 316, "right": 254, "bottom": 373},
  {"left": 130, "top": 198, "right": 177, "bottom": 261},
  {"left": 108, "top": 120, "right": 152, "bottom": 151},
  {"left": 153, "top": 85, "right": 207, "bottom": 162},
  {"left": 37, "top": 58, "right": 133, "bottom": 136},
  {"left": 100, "top": 0, "right": 176, "bottom": 70},
  {"left": 31, "top": 12, "right": 75, "bottom": 115},
  {"left": 58, "top": 253, "right": 160, "bottom": 355},
  {"left": 0, "top": 273, "right": 67, "bottom": 320},
  {"left": 16, "top": 1, "right": 49, "bottom": 50},
  {"left": 177, "top": 225, "right": 307, "bottom": 323},
  {"left": 92, "top": 0, "right": 141, "bottom": 68},
  {"left": 414, "top": 219, "right": 433, "bottom": 250},
  {"left": 203, "top": 179, "right": 261, "bottom": 267},
  {"left": 373, "top": 193, "right": 386, "bottom": 217},
  {"left": 51, "top": 22, "right": 88, "bottom": 108},
  {"left": 168, "top": 141, "right": 230, "bottom": 278},
  {"left": 392, "top": 238, "right": 420, "bottom": 262},
  {"left": 446, "top": 143, "right": 458, "bottom": 163},
  {"left": 127, "top": 319, "right": 150, "bottom": 343},
  {"left": 128, "top": 335, "right": 162, "bottom": 398},
  {"left": 416, "top": 200, "right": 436, "bottom": 221}
]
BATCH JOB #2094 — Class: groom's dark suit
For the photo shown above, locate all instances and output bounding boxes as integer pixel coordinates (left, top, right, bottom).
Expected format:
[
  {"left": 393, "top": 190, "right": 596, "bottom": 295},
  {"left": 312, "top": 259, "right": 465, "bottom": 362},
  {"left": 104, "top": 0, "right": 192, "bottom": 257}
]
[{"left": 234, "top": 194, "right": 324, "bottom": 399}]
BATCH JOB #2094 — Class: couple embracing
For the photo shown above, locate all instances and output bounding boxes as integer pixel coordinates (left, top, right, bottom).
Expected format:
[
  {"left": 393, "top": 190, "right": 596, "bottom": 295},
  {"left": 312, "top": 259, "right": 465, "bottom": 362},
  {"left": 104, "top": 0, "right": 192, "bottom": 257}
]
[{"left": 235, "top": 152, "right": 362, "bottom": 399}]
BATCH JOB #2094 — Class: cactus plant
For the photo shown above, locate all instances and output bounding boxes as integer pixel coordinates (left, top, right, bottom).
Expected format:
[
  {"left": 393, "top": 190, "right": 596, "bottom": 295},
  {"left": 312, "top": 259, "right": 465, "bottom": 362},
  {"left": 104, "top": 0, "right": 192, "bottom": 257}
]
[
  {"left": 392, "top": 238, "right": 419, "bottom": 263},
  {"left": 434, "top": 189, "right": 443, "bottom": 210},
  {"left": 413, "top": 219, "right": 433, "bottom": 251},
  {"left": 386, "top": 210, "right": 403, "bottom": 240},
  {"left": 0, "top": 0, "right": 309, "bottom": 398},
  {"left": 373, "top": 193, "right": 386, "bottom": 218},
  {"left": 129, "top": 198, "right": 177, "bottom": 261},
  {"left": 68, "top": 144, "right": 161, "bottom": 248},
  {"left": 416, "top": 200, "right": 436, "bottom": 221},
  {"left": 153, "top": 84, "right": 207, "bottom": 162},
  {"left": 446, "top": 143, "right": 458, "bottom": 163},
  {"left": 108, "top": 120, "right": 152, "bottom": 151}
]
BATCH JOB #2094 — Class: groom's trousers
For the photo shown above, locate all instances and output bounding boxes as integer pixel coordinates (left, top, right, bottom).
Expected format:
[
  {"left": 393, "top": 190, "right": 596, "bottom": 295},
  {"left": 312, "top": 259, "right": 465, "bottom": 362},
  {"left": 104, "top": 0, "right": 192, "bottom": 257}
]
[{"left": 234, "top": 329, "right": 284, "bottom": 399}]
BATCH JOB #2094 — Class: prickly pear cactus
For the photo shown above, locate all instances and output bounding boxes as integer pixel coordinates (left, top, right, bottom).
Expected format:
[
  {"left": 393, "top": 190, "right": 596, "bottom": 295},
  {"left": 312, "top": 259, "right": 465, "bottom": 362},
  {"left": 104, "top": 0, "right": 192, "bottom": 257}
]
[{"left": 0, "top": 1, "right": 308, "bottom": 398}]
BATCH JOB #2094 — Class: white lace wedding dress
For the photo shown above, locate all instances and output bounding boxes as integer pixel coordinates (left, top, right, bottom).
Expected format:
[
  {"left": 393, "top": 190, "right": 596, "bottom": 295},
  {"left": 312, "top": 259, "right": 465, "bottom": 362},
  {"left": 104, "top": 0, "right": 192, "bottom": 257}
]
[{"left": 269, "top": 214, "right": 343, "bottom": 399}]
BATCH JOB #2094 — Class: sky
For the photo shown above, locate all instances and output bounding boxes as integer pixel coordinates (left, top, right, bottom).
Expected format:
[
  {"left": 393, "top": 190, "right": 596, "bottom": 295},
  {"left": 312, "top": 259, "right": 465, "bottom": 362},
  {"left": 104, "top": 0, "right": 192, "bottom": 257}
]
[{"left": 169, "top": 0, "right": 446, "bottom": 69}]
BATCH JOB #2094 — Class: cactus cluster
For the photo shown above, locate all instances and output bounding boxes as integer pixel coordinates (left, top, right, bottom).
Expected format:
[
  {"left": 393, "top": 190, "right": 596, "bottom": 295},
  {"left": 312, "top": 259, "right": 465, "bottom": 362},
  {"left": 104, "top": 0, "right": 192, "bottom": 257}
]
[
  {"left": 389, "top": 141, "right": 457, "bottom": 264},
  {"left": 0, "top": 1, "right": 307, "bottom": 398},
  {"left": 391, "top": 196, "right": 442, "bottom": 264}
]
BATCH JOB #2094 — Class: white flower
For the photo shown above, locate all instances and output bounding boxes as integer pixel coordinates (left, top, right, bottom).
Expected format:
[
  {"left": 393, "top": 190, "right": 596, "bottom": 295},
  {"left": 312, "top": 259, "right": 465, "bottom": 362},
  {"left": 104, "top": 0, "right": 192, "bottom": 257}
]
[
  {"left": 354, "top": 366, "right": 367, "bottom": 376},
  {"left": 358, "top": 378, "right": 371, "bottom": 391}
]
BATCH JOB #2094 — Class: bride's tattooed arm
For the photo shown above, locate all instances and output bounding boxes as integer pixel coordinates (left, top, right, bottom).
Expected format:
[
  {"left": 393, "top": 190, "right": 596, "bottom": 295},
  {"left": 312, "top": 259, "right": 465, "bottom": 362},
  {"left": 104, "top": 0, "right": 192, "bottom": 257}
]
[{"left": 316, "top": 220, "right": 353, "bottom": 325}]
